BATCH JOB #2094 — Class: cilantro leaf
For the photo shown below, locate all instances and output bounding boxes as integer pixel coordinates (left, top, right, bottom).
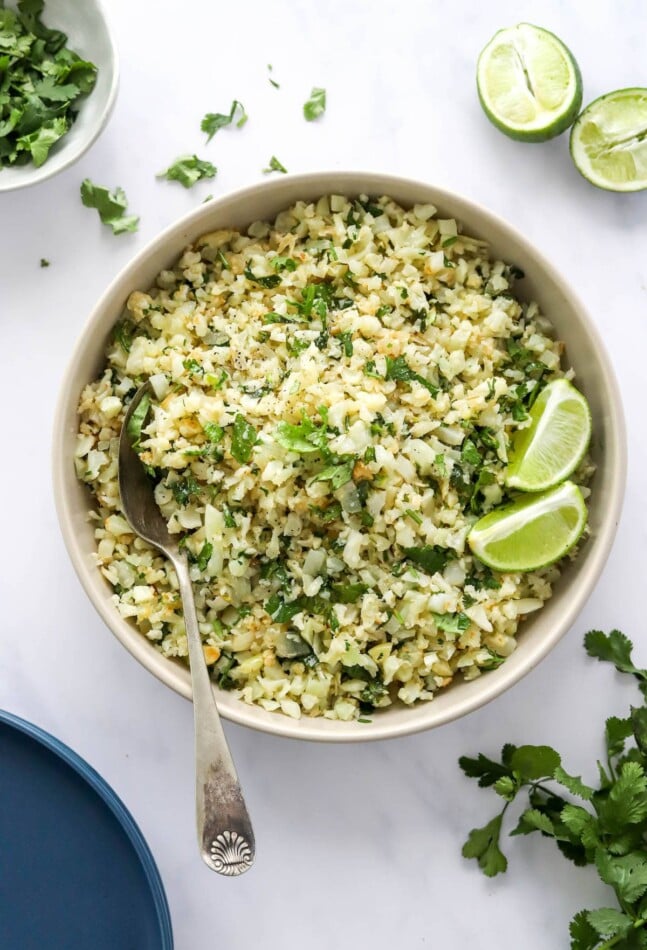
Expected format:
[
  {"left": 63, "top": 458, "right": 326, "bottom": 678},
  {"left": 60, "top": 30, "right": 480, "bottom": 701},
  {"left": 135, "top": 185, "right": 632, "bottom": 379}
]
[
  {"left": 201, "top": 100, "right": 247, "bottom": 141},
  {"left": 126, "top": 391, "right": 151, "bottom": 450},
  {"left": 16, "top": 115, "right": 67, "bottom": 166},
  {"left": 331, "top": 583, "right": 369, "bottom": 604},
  {"left": 597, "top": 762, "right": 647, "bottom": 832},
  {"left": 510, "top": 807, "right": 555, "bottom": 837},
  {"left": 462, "top": 814, "right": 508, "bottom": 877},
  {"left": 311, "top": 459, "right": 355, "bottom": 490},
  {"left": 195, "top": 541, "right": 213, "bottom": 572},
  {"left": 230, "top": 414, "right": 258, "bottom": 464},
  {"left": 303, "top": 86, "right": 326, "bottom": 121},
  {"left": 606, "top": 716, "right": 635, "bottom": 758},
  {"left": 263, "top": 155, "right": 288, "bottom": 174},
  {"left": 80, "top": 180, "right": 139, "bottom": 234},
  {"left": 458, "top": 749, "right": 515, "bottom": 788},
  {"left": 432, "top": 612, "right": 471, "bottom": 634},
  {"left": 510, "top": 745, "right": 562, "bottom": 781},
  {"left": 403, "top": 545, "right": 451, "bottom": 575},
  {"left": 596, "top": 852, "right": 647, "bottom": 904},
  {"left": 244, "top": 265, "right": 281, "bottom": 288},
  {"left": 631, "top": 706, "right": 647, "bottom": 755},
  {"left": 274, "top": 415, "right": 328, "bottom": 455},
  {"left": 385, "top": 355, "right": 439, "bottom": 397},
  {"left": 586, "top": 908, "right": 633, "bottom": 940},
  {"left": 554, "top": 766, "right": 595, "bottom": 801},
  {"left": 569, "top": 911, "right": 601, "bottom": 950},
  {"left": 585, "top": 630, "right": 647, "bottom": 696},
  {"left": 158, "top": 155, "right": 217, "bottom": 188}
]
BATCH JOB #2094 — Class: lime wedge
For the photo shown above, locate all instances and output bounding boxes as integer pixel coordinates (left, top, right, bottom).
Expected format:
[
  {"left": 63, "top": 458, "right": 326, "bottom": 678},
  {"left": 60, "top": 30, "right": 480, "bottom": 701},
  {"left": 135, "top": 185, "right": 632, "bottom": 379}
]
[
  {"left": 506, "top": 379, "right": 591, "bottom": 492},
  {"left": 477, "top": 23, "right": 582, "bottom": 142},
  {"left": 570, "top": 88, "right": 647, "bottom": 192},
  {"left": 468, "top": 481, "right": 587, "bottom": 572}
]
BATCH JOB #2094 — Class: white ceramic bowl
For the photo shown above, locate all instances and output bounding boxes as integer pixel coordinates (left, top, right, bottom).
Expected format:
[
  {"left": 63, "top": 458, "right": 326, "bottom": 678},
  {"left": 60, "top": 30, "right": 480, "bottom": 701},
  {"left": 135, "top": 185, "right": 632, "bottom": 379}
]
[
  {"left": 0, "top": 0, "right": 118, "bottom": 193},
  {"left": 53, "top": 172, "right": 627, "bottom": 742}
]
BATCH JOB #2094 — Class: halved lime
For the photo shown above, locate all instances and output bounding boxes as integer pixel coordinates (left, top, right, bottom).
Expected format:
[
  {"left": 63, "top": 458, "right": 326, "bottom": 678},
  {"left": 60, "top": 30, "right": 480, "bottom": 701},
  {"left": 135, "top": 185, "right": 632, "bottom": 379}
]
[
  {"left": 570, "top": 88, "right": 647, "bottom": 192},
  {"left": 477, "top": 23, "right": 582, "bottom": 142},
  {"left": 468, "top": 481, "right": 587, "bottom": 572},
  {"left": 506, "top": 379, "right": 591, "bottom": 492}
]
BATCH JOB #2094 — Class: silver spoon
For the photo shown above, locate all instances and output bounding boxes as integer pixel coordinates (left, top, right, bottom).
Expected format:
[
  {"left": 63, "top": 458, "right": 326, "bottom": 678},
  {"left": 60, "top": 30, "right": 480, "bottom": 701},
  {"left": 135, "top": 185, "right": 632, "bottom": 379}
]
[{"left": 118, "top": 381, "right": 255, "bottom": 876}]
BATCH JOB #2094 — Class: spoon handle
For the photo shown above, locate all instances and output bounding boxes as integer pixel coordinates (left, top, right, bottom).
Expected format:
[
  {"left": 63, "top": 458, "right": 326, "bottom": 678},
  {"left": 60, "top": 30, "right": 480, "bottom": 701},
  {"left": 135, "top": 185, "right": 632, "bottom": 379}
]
[{"left": 173, "top": 553, "right": 255, "bottom": 876}]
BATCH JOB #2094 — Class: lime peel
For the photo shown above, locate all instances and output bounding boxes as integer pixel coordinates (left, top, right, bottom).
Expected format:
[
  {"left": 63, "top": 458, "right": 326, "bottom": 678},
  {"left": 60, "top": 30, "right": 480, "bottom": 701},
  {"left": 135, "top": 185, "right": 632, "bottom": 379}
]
[
  {"left": 506, "top": 379, "right": 592, "bottom": 492},
  {"left": 468, "top": 481, "right": 587, "bottom": 573},
  {"left": 570, "top": 87, "right": 647, "bottom": 192},
  {"left": 477, "top": 23, "right": 582, "bottom": 142}
]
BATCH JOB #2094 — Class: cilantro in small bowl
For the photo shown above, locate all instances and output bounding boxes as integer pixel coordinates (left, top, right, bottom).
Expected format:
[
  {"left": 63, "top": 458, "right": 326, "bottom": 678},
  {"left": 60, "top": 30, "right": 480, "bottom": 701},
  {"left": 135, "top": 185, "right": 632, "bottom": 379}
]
[{"left": 0, "top": 0, "right": 118, "bottom": 192}]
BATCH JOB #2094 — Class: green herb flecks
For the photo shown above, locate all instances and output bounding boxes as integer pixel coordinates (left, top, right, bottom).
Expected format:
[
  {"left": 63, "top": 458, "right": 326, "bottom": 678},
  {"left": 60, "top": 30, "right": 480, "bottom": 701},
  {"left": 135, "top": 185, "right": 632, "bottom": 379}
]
[
  {"left": 230, "top": 414, "right": 258, "bottom": 464},
  {"left": 460, "top": 630, "right": 647, "bottom": 948},
  {"left": 385, "top": 355, "right": 439, "bottom": 398},
  {"left": 274, "top": 413, "right": 329, "bottom": 455},
  {"left": 403, "top": 545, "right": 452, "bottom": 575},
  {"left": 80, "top": 180, "right": 139, "bottom": 234},
  {"left": 39, "top": 257, "right": 50, "bottom": 267},
  {"left": 126, "top": 392, "right": 151, "bottom": 450},
  {"left": 267, "top": 64, "right": 279, "bottom": 89},
  {"left": 0, "top": 1, "right": 97, "bottom": 170},
  {"left": 263, "top": 155, "right": 288, "bottom": 174},
  {"left": 303, "top": 86, "right": 326, "bottom": 121},
  {"left": 157, "top": 155, "right": 217, "bottom": 189},
  {"left": 201, "top": 100, "right": 247, "bottom": 142},
  {"left": 243, "top": 264, "right": 281, "bottom": 288}
]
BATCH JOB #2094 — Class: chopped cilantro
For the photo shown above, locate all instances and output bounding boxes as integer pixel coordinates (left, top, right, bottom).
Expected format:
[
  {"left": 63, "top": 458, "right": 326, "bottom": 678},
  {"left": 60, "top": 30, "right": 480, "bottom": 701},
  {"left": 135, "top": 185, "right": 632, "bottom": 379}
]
[
  {"left": 195, "top": 541, "right": 213, "bottom": 572},
  {"left": 433, "top": 611, "right": 470, "bottom": 634},
  {"left": 0, "top": 2, "right": 97, "bottom": 170},
  {"left": 303, "top": 86, "right": 326, "bottom": 121},
  {"left": 263, "top": 155, "right": 288, "bottom": 174},
  {"left": 80, "top": 180, "right": 139, "bottom": 234},
  {"left": 243, "top": 264, "right": 281, "bottom": 288},
  {"left": 403, "top": 545, "right": 451, "bottom": 575},
  {"left": 274, "top": 414, "right": 329, "bottom": 454},
  {"left": 311, "top": 459, "right": 355, "bottom": 490},
  {"left": 39, "top": 257, "right": 50, "bottom": 267},
  {"left": 126, "top": 392, "right": 151, "bottom": 450},
  {"left": 157, "top": 155, "right": 217, "bottom": 188},
  {"left": 385, "top": 355, "right": 439, "bottom": 397},
  {"left": 201, "top": 100, "right": 247, "bottom": 142},
  {"left": 230, "top": 414, "right": 258, "bottom": 464},
  {"left": 270, "top": 255, "right": 297, "bottom": 272}
]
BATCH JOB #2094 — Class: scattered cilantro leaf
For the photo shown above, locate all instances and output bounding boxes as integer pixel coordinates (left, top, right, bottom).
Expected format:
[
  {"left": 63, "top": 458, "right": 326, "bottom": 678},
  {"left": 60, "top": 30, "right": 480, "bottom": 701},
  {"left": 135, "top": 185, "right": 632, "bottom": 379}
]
[
  {"left": 201, "top": 100, "right": 247, "bottom": 142},
  {"left": 303, "top": 86, "right": 326, "bottom": 121},
  {"left": 311, "top": 459, "right": 355, "bottom": 490},
  {"left": 158, "top": 155, "right": 217, "bottom": 188},
  {"left": 80, "top": 179, "right": 139, "bottom": 234},
  {"left": 432, "top": 612, "right": 470, "bottom": 634},
  {"left": 39, "top": 257, "right": 50, "bottom": 267},
  {"left": 263, "top": 155, "right": 288, "bottom": 174}
]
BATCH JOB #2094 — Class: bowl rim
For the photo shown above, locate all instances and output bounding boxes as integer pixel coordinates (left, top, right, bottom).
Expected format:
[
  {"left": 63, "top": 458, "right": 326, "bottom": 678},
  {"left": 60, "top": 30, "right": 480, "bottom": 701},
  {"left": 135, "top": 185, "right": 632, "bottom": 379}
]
[
  {"left": 53, "top": 170, "right": 628, "bottom": 742},
  {"left": 0, "top": 0, "right": 119, "bottom": 194}
]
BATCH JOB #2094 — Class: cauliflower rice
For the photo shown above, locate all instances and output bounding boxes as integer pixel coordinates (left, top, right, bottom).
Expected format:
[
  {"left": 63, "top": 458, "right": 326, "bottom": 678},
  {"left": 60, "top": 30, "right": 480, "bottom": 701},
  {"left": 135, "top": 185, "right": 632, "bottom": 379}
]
[{"left": 75, "top": 194, "right": 589, "bottom": 722}]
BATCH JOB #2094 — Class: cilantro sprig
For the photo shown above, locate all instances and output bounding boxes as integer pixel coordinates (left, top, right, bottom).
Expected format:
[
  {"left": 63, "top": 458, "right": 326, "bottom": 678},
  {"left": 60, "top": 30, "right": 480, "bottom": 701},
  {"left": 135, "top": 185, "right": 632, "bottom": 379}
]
[{"left": 460, "top": 630, "right": 647, "bottom": 949}]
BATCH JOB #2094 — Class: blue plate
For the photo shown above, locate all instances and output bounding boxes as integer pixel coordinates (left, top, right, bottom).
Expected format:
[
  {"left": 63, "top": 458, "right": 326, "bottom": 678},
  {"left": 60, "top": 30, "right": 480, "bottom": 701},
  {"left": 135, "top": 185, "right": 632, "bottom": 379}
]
[{"left": 0, "top": 711, "right": 173, "bottom": 950}]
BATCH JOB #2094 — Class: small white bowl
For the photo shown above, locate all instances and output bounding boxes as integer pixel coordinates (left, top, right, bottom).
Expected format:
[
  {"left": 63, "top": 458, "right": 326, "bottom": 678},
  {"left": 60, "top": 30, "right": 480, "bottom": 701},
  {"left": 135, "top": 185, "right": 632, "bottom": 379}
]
[
  {"left": 0, "top": 0, "right": 118, "bottom": 193},
  {"left": 53, "top": 172, "right": 627, "bottom": 742}
]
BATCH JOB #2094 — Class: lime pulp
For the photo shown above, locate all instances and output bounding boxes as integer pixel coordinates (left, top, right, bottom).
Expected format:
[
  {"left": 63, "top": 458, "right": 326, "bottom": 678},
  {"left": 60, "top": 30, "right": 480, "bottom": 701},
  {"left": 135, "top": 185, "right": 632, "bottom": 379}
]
[
  {"left": 477, "top": 23, "right": 582, "bottom": 142},
  {"left": 570, "top": 88, "right": 647, "bottom": 192}
]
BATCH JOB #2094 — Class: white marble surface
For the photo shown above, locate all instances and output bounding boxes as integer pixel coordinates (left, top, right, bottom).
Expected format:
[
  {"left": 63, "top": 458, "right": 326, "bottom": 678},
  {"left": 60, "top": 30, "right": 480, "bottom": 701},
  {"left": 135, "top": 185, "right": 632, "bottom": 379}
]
[{"left": 1, "top": 1, "right": 646, "bottom": 946}]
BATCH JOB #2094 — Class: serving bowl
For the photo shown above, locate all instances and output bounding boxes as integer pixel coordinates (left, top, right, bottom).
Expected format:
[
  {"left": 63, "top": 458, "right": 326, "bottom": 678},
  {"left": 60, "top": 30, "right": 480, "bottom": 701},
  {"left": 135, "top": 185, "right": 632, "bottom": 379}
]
[
  {"left": 53, "top": 171, "right": 626, "bottom": 742},
  {"left": 0, "top": 0, "right": 118, "bottom": 193}
]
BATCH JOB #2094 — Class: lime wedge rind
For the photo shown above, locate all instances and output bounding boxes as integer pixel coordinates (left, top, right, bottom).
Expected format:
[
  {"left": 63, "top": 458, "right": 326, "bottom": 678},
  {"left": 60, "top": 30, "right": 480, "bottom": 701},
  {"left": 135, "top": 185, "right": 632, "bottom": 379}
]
[
  {"left": 570, "top": 87, "right": 647, "bottom": 192},
  {"left": 477, "top": 23, "right": 583, "bottom": 143},
  {"left": 505, "top": 379, "right": 592, "bottom": 492},
  {"left": 468, "top": 480, "right": 588, "bottom": 573}
]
